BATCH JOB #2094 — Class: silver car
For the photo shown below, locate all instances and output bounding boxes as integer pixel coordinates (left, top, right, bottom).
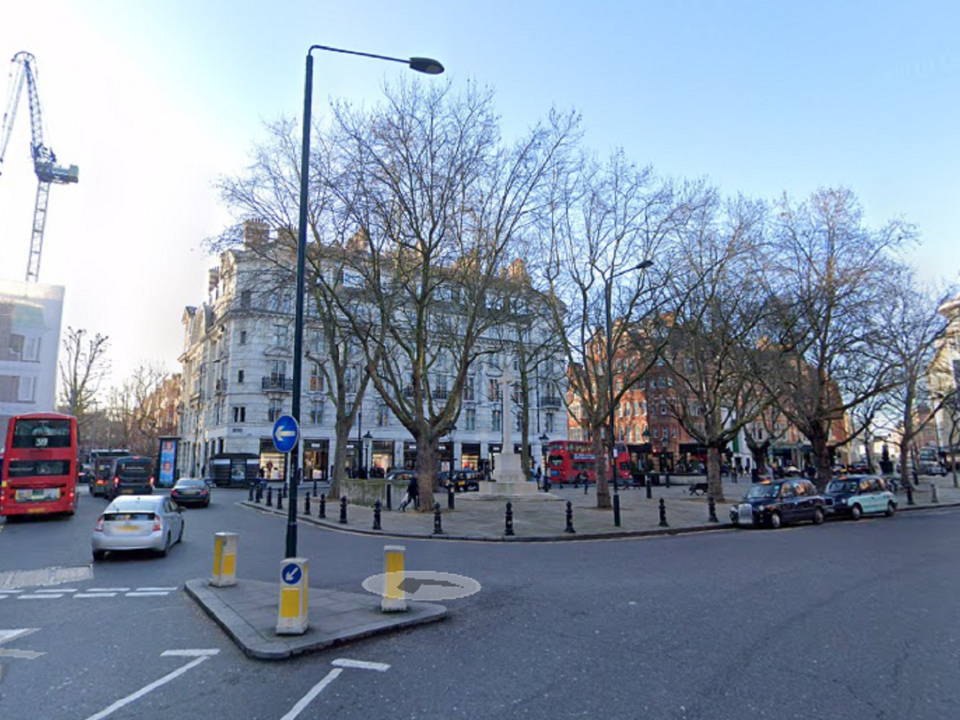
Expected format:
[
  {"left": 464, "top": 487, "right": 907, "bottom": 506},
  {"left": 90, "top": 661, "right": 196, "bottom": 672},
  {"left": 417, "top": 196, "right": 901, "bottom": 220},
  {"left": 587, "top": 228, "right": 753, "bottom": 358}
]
[{"left": 91, "top": 495, "right": 184, "bottom": 561}]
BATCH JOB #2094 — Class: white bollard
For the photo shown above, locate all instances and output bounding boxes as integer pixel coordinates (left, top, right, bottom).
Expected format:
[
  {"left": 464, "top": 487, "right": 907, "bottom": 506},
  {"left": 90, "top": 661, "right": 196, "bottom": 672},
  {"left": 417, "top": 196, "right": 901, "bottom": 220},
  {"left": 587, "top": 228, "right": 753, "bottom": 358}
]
[
  {"left": 276, "top": 558, "right": 309, "bottom": 635},
  {"left": 210, "top": 532, "right": 238, "bottom": 587}
]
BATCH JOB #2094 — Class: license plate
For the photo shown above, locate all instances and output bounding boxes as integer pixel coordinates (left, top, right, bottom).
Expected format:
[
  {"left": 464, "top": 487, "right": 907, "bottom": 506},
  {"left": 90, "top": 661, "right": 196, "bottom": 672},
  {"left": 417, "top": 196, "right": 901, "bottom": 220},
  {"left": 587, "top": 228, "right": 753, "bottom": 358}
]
[
  {"left": 117, "top": 523, "right": 140, "bottom": 532},
  {"left": 120, "top": 489, "right": 135, "bottom": 494},
  {"left": 737, "top": 505, "right": 754, "bottom": 525}
]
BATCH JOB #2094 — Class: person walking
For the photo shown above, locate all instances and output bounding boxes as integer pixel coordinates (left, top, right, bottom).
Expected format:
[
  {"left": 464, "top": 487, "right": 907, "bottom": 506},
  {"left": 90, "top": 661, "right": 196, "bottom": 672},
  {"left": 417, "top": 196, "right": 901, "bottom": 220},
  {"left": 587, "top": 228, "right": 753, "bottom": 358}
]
[
  {"left": 400, "top": 474, "right": 419, "bottom": 511},
  {"left": 535, "top": 465, "right": 543, "bottom": 490}
]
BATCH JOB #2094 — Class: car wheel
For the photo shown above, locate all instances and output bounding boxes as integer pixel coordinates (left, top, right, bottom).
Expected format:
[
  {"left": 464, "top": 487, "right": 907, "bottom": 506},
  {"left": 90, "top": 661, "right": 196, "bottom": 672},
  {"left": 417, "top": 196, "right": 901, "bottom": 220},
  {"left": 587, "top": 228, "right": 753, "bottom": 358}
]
[
  {"left": 813, "top": 507, "right": 825, "bottom": 525},
  {"left": 850, "top": 504, "right": 862, "bottom": 521},
  {"left": 178, "top": 522, "right": 184, "bottom": 543},
  {"left": 769, "top": 512, "right": 782, "bottom": 529},
  {"left": 158, "top": 533, "right": 170, "bottom": 558},
  {"left": 885, "top": 502, "right": 896, "bottom": 517},
  {"left": 92, "top": 550, "right": 106, "bottom": 562}
]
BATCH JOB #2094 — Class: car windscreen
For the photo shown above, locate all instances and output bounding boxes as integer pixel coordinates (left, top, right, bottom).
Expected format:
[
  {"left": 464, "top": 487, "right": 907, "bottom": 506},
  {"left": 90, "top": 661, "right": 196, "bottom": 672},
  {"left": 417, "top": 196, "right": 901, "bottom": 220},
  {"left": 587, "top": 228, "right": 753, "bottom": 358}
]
[
  {"left": 116, "top": 462, "right": 152, "bottom": 479},
  {"left": 746, "top": 484, "right": 779, "bottom": 499},
  {"left": 826, "top": 480, "right": 856, "bottom": 494},
  {"left": 175, "top": 479, "right": 205, "bottom": 488}
]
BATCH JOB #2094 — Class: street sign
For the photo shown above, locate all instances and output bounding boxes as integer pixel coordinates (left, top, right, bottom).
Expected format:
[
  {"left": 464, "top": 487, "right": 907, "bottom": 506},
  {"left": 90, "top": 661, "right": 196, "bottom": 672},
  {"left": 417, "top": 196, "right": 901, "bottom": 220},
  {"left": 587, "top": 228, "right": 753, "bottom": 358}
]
[
  {"left": 272, "top": 415, "right": 300, "bottom": 454},
  {"left": 281, "top": 563, "right": 302, "bottom": 585}
]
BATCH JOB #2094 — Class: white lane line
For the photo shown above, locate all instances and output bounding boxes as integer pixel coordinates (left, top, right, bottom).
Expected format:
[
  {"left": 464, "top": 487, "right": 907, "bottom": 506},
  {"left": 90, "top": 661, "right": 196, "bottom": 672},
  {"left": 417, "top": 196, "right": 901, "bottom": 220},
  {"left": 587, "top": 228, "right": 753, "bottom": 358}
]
[
  {"left": 136, "top": 587, "right": 177, "bottom": 592},
  {"left": 83, "top": 654, "right": 214, "bottom": 720},
  {"left": 0, "top": 629, "right": 39, "bottom": 645},
  {"left": 37, "top": 588, "right": 77, "bottom": 593},
  {"left": 0, "top": 590, "right": 23, "bottom": 595},
  {"left": 161, "top": 649, "right": 220, "bottom": 657},
  {"left": 279, "top": 669, "right": 343, "bottom": 720},
  {"left": 0, "top": 648, "right": 44, "bottom": 659},
  {"left": 87, "top": 588, "right": 130, "bottom": 592},
  {"left": 75, "top": 593, "right": 117, "bottom": 599},
  {"left": 125, "top": 592, "right": 170, "bottom": 597},
  {"left": 18, "top": 594, "right": 63, "bottom": 599},
  {"left": 331, "top": 659, "right": 391, "bottom": 672}
]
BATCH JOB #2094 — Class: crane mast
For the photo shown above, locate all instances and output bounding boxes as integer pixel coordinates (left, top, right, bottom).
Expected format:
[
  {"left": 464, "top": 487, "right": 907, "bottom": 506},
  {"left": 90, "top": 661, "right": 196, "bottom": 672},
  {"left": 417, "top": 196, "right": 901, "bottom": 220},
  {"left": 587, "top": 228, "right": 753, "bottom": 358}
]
[{"left": 0, "top": 51, "right": 78, "bottom": 283}]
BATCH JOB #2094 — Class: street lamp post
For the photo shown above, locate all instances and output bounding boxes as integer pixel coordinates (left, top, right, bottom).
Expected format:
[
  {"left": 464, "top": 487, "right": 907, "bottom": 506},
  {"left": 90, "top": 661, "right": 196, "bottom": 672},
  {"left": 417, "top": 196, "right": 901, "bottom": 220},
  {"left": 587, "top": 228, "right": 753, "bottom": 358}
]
[
  {"left": 604, "top": 260, "right": 653, "bottom": 493},
  {"left": 286, "top": 44, "right": 444, "bottom": 558}
]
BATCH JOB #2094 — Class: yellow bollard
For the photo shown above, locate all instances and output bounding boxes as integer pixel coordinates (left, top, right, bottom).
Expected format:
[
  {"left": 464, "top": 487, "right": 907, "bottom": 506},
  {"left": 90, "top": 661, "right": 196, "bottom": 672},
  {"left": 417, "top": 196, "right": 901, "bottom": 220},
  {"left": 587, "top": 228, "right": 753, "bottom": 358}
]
[
  {"left": 382, "top": 545, "right": 407, "bottom": 613},
  {"left": 276, "top": 558, "right": 309, "bottom": 635},
  {"left": 210, "top": 532, "right": 238, "bottom": 587}
]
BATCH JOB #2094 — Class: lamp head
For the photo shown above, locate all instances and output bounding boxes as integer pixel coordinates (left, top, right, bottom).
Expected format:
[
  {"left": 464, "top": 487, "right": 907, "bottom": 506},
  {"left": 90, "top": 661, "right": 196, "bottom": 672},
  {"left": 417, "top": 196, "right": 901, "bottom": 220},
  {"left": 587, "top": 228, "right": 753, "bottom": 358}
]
[{"left": 409, "top": 57, "right": 444, "bottom": 74}]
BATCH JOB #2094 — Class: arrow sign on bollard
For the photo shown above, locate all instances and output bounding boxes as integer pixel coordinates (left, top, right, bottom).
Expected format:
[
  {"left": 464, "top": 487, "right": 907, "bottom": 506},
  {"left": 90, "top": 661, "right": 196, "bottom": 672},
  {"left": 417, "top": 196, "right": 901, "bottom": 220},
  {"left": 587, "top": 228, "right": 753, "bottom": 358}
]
[{"left": 272, "top": 415, "right": 300, "bottom": 454}]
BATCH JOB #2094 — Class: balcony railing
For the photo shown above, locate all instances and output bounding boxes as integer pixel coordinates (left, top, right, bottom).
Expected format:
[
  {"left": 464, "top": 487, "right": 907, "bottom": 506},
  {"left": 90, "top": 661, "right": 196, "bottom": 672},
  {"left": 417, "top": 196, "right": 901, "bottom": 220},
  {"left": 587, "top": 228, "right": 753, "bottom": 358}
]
[
  {"left": 261, "top": 376, "right": 293, "bottom": 392},
  {"left": 215, "top": 378, "right": 228, "bottom": 394},
  {"left": 542, "top": 396, "right": 563, "bottom": 408}
]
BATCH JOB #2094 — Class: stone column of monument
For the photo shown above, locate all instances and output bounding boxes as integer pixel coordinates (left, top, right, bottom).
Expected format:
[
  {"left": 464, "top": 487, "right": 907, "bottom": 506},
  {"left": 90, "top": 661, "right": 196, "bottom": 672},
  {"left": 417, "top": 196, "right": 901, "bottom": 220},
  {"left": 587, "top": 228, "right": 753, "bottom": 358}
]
[{"left": 478, "top": 365, "right": 540, "bottom": 496}]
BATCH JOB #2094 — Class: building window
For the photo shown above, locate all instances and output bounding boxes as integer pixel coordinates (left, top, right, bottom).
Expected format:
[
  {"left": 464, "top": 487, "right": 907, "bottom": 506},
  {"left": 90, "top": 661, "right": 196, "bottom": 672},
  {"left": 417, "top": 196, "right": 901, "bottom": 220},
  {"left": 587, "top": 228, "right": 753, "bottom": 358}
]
[
  {"left": 488, "top": 379, "right": 501, "bottom": 402},
  {"left": 492, "top": 409, "right": 502, "bottom": 432},
  {"left": 239, "top": 329, "right": 247, "bottom": 345},
  {"left": 237, "top": 370, "right": 245, "bottom": 384},
  {"left": 546, "top": 412, "right": 555, "bottom": 433},
  {"left": 273, "top": 324, "right": 288, "bottom": 347},
  {"left": 23, "top": 337, "right": 40, "bottom": 362},
  {"left": 344, "top": 366, "right": 358, "bottom": 394},
  {"left": 268, "top": 399, "right": 283, "bottom": 422},
  {"left": 659, "top": 400, "right": 667, "bottom": 415},
  {"left": 240, "top": 290, "right": 251, "bottom": 309},
  {"left": 232, "top": 406, "right": 246, "bottom": 423},
  {"left": 377, "top": 405, "right": 390, "bottom": 427},
  {"left": 17, "top": 375, "right": 36, "bottom": 402},
  {"left": 310, "top": 363, "right": 325, "bottom": 392},
  {"left": 465, "top": 408, "right": 476, "bottom": 431},
  {"left": 310, "top": 399, "right": 324, "bottom": 425},
  {"left": 270, "top": 360, "right": 286, "bottom": 383},
  {"left": 463, "top": 376, "right": 475, "bottom": 401}
]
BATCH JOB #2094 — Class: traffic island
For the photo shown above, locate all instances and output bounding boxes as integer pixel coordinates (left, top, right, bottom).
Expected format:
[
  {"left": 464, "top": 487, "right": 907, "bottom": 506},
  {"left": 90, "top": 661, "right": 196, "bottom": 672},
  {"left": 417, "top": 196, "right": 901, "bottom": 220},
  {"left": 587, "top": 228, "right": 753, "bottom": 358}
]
[{"left": 185, "top": 578, "right": 446, "bottom": 660}]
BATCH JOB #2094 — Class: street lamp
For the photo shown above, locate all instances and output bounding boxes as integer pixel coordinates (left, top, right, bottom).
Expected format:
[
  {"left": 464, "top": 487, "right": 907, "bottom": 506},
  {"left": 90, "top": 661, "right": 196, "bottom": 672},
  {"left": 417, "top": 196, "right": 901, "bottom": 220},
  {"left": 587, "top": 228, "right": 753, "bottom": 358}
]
[
  {"left": 363, "top": 430, "right": 373, "bottom": 474},
  {"left": 604, "top": 260, "right": 653, "bottom": 492},
  {"left": 286, "top": 44, "right": 444, "bottom": 558}
]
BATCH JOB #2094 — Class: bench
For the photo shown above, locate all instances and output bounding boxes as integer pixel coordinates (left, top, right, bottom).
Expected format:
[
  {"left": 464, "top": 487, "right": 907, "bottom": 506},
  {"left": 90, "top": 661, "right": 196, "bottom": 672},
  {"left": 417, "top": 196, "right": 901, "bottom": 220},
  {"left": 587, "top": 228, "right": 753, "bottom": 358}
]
[{"left": 688, "top": 482, "right": 709, "bottom": 496}]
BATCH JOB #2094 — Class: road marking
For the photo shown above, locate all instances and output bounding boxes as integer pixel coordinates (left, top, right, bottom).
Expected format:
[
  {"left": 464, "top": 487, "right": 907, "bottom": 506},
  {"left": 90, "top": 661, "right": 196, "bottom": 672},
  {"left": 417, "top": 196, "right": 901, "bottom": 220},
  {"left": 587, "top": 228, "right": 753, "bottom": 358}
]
[
  {"left": 18, "top": 594, "right": 62, "bottom": 599},
  {"left": 0, "top": 629, "right": 44, "bottom": 660},
  {"left": 136, "top": 587, "right": 177, "bottom": 592},
  {"left": 83, "top": 651, "right": 218, "bottom": 720},
  {"left": 161, "top": 649, "right": 220, "bottom": 657},
  {"left": 331, "top": 659, "right": 391, "bottom": 672},
  {"left": 279, "top": 669, "right": 343, "bottom": 720},
  {"left": 87, "top": 588, "right": 130, "bottom": 592},
  {"left": 125, "top": 592, "right": 170, "bottom": 597},
  {"left": 75, "top": 593, "right": 116, "bottom": 599},
  {"left": 0, "top": 648, "right": 44, "bottom": 659},
  {"left": 0, "top": 590, "right": 23, "bottom": 595},
  {"left": 36, "top": 588, "right": 76, "bottom": 593}
]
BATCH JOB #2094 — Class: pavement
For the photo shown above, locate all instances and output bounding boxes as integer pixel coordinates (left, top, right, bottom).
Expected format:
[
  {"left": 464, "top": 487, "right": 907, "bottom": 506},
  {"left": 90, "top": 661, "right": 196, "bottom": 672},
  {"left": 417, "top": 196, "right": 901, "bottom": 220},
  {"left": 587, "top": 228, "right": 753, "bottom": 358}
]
[{"left": 187, "top": 473, "right": 960, "bottom": 660}]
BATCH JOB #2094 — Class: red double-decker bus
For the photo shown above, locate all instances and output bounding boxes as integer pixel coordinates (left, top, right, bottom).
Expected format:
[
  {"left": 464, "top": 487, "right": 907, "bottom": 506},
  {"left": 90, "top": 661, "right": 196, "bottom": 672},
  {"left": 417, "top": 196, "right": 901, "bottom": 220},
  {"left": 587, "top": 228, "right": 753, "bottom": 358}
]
[
  {"left": 546, "top": 440, "right": 631, "bottom": 485},
  {"left": 0, "top": 412, "right": 79, "bottom": 517}
]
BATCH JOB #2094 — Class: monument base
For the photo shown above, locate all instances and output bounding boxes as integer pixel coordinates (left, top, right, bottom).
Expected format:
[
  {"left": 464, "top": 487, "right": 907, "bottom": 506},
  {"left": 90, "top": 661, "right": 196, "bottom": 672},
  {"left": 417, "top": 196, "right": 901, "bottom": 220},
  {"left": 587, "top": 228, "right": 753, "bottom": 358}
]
[{"left": 461, "top": 481, "right": 562, "bottom": 501}]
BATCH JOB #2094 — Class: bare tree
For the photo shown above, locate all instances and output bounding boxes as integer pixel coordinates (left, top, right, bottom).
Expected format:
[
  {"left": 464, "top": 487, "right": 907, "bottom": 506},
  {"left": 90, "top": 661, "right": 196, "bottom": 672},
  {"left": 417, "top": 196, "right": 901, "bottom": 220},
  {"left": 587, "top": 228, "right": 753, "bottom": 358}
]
[
  {"left": 322, "top": 80, "right": 580, "bottom": 510},
  {"left": 541, "top": 149, "right": 701, "bottom": 509},
  {"left": 761, "top": 188, "right": 914, "bottom": 487},
  {"left": 660, "top": 193, "right": 772, "bottom": 502},
  {"left": 58, "top": 327, "right": 110, "bottom": 443}
]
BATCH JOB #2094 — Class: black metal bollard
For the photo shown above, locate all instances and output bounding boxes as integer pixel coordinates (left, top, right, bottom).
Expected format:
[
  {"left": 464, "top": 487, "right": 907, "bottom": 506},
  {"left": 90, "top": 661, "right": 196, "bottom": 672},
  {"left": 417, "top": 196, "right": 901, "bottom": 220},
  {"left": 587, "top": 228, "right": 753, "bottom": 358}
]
[
  {"left": 613, "top": 490, "right": 621, "bottom": 528},
  {"left": 504, "top": 502, "right": 515, "bottom": 536},
  {"left": 565, "top": 500, "right": 576, "bottom": 534},
  {"left": 386, "top": 484, "right": 392, "bottom": 511},
  {"left": 313, "top": 480, "right": 318, "bottom": 496},
  {"left": 931, "top": 483, "right": 940, "bottom": 504},
  {"left": 665, "top": 473, "right": 671, "bottom": 488},
  {"left": 433, "top": 502, "right": 444, "bottom": 535},
  {"left": 339, "top": 496, "right": 348, "bottom": 524},
  {"left": 373, "top": 500, "right": 382, "bottom": 530},
  {"left": 906, "top": 483, "right": 915, "bottom": 506},
  {"left": 276, "top": 489, "right": 283, "bottom": 510},
  {"left": 708, "top": 495, "right": 719, "bottom": 523},
  {"left": 319, "top": 493, "right": 327, "bottom": 518},
  {"left": 304, "top": 493, "right": 311, "bottom": 516},
  {"left": 266, "top": 486, "right": 273, "bottom": 507},
  {"left": 645, "top": 479, "right": 652, "bottom": 500},
  {"left": 659, "top": 497, "right": 669, "bottom": 527},
  {"left": 248, "top": 485, "right": 255, "bottom": 502},
  {"left": 256, "top": 484, "right": 263, "bottom": 503},
  {"left": 447, "top": 486, "right": 456, "bottom": 511},
  {"left": 584, "top": 478, "right": 589, "bottom": 495}
]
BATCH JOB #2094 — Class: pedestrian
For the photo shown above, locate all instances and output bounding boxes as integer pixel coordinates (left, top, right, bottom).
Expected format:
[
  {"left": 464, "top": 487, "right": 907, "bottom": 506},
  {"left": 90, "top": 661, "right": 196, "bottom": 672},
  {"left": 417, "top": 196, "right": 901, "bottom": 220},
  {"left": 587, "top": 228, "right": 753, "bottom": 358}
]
[
  {"left": 400, "top": 474, "right": 419, "bottom": 511},
  {"left": 535, "top": 465, "right": 543, "bottom": 490}
]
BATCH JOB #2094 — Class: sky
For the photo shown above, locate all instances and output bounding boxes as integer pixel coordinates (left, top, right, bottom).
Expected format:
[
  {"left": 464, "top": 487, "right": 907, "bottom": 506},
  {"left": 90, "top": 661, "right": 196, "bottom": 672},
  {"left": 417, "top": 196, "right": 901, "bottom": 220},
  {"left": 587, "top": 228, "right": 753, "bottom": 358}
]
[{"left": 1, "top": 0, "right": 958, "bottom": 389}]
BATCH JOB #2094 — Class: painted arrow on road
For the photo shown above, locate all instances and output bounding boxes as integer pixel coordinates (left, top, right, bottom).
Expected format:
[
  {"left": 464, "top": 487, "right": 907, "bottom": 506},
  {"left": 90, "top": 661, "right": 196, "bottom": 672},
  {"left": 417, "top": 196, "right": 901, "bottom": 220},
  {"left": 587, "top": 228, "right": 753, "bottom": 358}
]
[{"left": 0, "top": 629, "right": 44, "bottom": 660}]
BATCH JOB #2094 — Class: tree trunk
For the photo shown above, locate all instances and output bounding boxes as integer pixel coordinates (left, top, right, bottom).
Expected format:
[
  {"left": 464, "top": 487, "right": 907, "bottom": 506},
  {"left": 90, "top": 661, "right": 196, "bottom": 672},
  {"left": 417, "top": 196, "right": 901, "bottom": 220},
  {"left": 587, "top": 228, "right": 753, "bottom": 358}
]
[
  {"left": 414, "top": 435, "right": 438, "bottom": 512},
  {"left": 592, "top": 431, "right": 612, "bottom": 510},
  {"left": 706, "top": 446, "right": 725, "bottom": 503}
]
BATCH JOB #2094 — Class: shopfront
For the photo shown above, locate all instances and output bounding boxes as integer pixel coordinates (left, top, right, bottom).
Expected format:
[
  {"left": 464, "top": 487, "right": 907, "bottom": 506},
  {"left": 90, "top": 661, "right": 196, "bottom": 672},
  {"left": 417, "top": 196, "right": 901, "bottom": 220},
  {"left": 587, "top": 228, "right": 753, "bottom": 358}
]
[{"left": 302, "top": 439, "right": 329, "bottom": 481}]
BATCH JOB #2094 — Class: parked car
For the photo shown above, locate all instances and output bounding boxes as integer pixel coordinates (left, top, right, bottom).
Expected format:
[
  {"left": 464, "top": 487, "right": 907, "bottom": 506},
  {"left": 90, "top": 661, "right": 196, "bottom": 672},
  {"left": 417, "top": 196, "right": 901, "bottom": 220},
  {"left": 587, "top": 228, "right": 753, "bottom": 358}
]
[
  {"left": 91, "top": 495, "right": 184, "bottom": 560},
  {"left": 445, "top": 469, "right": 483, "bottom": 492},
  {"left": 105, "top": 455, "right": 155, "bottom": 500},
  {"left": 730, "top": 479, "right": 826, "bottom": 529},
  {"left": 823, "top": 476, "right": 896, "bottom": 520},
  {"left": 170, "top": 477, "right": 212, "bottom": 507}
]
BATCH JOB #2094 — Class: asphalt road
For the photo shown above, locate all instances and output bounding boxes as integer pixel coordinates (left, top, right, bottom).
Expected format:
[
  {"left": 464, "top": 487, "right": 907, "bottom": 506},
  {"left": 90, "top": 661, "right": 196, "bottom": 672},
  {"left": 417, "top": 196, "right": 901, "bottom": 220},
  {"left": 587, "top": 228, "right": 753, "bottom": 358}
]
[{"left": 1, "top": 487, "right": 958, "bottom": 719}]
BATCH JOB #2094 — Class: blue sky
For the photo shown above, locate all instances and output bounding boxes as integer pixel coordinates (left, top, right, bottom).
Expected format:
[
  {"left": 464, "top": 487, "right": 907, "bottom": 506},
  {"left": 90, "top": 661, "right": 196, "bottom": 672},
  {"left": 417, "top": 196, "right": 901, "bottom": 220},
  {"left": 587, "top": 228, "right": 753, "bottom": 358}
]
[{"left": 1, "top": 0, "right": 957, "bottom": 383}]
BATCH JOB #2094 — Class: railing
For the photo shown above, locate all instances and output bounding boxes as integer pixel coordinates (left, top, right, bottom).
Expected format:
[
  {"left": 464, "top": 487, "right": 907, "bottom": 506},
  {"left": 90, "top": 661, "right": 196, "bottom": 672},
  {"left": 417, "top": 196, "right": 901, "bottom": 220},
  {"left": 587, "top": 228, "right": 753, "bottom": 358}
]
[
  {"left": 215, "top": 378, "right": 228, "bottom": 394},
  {"left": 542, "top": 396, "right": 563, "bottom": 408},
  {"left": 261, "top": 377, "right": 293, "bottom": 392}
]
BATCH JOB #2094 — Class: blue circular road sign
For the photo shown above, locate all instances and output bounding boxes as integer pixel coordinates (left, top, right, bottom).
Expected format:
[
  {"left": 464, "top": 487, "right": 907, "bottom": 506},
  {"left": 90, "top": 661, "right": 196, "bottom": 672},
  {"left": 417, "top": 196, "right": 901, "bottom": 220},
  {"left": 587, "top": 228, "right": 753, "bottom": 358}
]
[
  {"left": 281, "top": 563, "right": 302, "bottom": 585},
  {"left": 272, "top": 415, "right": 300, "bottom": 453}
]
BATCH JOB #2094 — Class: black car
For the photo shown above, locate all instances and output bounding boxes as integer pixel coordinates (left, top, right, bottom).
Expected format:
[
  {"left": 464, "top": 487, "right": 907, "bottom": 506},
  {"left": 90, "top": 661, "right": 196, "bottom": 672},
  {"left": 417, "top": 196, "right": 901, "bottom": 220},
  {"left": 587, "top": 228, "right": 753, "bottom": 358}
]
[
  {"left": 170, "top": 477, "right": 212, "bottom": 507},
  {"left": 730, "top": 479, "right": 827, "bottom": 529},
  {"left": 445, "top": 469, "right": 483, "bottom": 492}
]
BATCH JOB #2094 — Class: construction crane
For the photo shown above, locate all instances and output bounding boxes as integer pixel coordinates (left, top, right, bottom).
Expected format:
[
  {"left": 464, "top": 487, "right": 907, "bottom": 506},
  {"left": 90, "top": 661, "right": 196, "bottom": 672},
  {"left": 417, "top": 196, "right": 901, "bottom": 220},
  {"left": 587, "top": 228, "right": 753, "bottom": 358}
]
[{"left": 0, "top": 51, "right": 78, "bottom": 283}]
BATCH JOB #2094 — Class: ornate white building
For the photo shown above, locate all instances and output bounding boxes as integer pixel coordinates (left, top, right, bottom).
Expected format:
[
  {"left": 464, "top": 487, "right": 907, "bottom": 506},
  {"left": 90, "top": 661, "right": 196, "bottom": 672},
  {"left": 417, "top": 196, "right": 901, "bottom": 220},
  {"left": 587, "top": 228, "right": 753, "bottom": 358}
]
[
  {"left": 930, "top": 289, "right": 960, "bottom": 463},
  {"left": 178, "top": 222, "right": 566, "bottom": 480}
]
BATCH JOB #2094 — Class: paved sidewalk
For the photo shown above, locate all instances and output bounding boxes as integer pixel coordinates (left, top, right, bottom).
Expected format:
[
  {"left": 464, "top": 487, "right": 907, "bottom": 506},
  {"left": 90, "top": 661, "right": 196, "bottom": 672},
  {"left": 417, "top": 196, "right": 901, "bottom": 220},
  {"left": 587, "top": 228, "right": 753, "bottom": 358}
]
[{"left": 239, "top": 475, "right": 960, "bottom": 541}]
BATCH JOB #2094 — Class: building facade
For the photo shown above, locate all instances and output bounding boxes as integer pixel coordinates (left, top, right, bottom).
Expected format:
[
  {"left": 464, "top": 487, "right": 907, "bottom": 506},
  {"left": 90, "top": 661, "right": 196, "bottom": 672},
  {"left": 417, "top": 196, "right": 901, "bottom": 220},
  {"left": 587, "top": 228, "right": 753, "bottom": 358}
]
[{"left": 178, "top": 223, "right": 566, "bottom": 480}]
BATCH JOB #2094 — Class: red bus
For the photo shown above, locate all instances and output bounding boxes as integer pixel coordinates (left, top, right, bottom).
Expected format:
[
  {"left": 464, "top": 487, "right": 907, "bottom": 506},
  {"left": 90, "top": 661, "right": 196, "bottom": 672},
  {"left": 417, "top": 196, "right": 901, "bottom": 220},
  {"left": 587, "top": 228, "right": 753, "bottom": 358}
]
[
  {"left": 546, "top": 440, "right": 632, "bottom": 485},
  {"left": 0, "top": 413, "right": 79, "bottom": 517}
]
